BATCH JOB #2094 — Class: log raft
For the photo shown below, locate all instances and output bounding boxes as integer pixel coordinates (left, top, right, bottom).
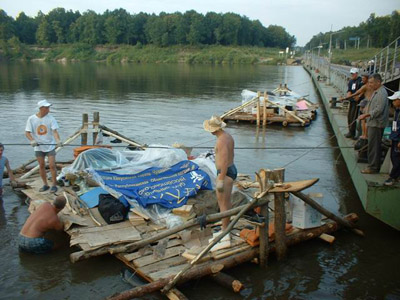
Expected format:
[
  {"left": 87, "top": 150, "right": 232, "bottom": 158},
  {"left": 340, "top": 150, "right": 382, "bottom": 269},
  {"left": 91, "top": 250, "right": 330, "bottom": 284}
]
[{"left": 13, "top": 112, "right": 360, "bottom": 299}]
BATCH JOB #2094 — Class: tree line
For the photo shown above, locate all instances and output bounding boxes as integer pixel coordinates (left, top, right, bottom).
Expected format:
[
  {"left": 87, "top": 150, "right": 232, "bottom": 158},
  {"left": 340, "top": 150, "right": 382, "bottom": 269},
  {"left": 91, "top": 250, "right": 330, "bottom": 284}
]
[
  {"left": 0, "top": 8, "right": 296, "bottom": 48},
  {"left": 305, "top": 11, "right": 400, "bottom": 50}
]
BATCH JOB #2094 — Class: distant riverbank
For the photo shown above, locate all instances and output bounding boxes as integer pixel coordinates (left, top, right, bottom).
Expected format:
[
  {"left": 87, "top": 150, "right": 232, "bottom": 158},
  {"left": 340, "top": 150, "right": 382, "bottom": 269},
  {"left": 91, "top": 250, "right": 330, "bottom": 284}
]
[{"left": 0, "top": 43, "right": 289, "bottom": 64}]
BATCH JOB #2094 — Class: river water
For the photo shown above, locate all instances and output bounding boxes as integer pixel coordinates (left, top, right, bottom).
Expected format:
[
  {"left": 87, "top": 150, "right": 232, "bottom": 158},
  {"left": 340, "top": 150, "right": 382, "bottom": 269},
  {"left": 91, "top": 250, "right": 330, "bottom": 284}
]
[{"left": 0, "top": 62, "right": 399, "bottom": 299}]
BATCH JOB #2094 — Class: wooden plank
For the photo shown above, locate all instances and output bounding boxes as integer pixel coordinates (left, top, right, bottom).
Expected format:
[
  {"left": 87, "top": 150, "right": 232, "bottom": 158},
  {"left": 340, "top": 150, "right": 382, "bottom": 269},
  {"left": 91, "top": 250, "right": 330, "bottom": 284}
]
[
  {"left": 122, "top": 238, "right": 183, "bottom": 261},
  {"left": 149, "top": 264, "right": 187, "bottom": 281},
  {"left": 237, "top": 178, "right": 319, "bottom": 193},
  {"left": 133, "top": 246, "right": 186, "bottom": 268},
  {"left": 70, "top": 224, "right": 141, "bottom": 247},
  {"left": 139, "top": 256, "right": 188, "bottom": 274},
  {"left": 212, "top": 244, "right": 251, "bottom": 260},
  {"left": 72, "top": 221, "right": 133, "bottom": 234}
]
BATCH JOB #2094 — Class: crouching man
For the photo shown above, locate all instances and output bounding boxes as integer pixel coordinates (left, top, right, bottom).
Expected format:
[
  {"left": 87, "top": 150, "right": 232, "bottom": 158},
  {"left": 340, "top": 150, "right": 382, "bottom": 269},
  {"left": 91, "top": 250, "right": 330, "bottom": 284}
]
[{"left": 19, "top": 196, "right": 66, "bottom": 254}]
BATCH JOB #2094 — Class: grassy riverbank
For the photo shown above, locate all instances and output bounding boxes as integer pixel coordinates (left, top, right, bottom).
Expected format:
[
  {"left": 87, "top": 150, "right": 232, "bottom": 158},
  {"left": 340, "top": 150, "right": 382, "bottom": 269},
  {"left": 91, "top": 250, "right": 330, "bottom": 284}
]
[
  {"left": 0, "top": 42, "right": 286, "bottom": 64},
  {"left": 319, "top": 48, "right": 381, "bottom": 65}
]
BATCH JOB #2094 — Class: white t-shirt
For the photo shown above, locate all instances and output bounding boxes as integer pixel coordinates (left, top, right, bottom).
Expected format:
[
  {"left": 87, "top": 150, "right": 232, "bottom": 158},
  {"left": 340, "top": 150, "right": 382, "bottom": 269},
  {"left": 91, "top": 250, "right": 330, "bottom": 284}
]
[{"left": 25, "top": 114, "right": 59, "bottom": 152}]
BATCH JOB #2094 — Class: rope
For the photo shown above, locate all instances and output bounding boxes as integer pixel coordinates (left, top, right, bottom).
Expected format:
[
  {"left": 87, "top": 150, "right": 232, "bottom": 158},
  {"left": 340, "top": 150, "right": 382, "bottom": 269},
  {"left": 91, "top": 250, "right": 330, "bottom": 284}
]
[{"left": 0, "top": 143, "right": 363, "bottom": 151}]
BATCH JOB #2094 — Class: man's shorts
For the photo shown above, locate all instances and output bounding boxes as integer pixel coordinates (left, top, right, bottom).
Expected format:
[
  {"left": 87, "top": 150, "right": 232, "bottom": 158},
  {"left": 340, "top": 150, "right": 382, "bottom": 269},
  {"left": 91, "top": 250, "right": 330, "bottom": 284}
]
[
  {"left": 217, "top": 164, "right": 238, "bottom": 180},
  {"left": 35, "top": 149, "right": 56, "bottom": 158},
  {"left": 18, "top": 234, "right": 54, "bottom": 254}
]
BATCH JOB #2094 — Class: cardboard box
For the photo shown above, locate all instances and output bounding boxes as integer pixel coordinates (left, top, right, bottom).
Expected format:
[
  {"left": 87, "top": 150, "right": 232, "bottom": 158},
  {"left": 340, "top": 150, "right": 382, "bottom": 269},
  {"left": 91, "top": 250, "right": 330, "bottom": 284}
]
[{"left": 290, "top": 195, "right": 322, "bottom": 229}]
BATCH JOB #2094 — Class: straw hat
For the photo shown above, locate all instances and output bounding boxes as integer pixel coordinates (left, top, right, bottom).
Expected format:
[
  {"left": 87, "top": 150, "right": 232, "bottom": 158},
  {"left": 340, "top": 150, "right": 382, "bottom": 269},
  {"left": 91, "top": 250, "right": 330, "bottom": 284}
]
[{"left": 203, "top": 116, "right": 226, "bottom": 133}]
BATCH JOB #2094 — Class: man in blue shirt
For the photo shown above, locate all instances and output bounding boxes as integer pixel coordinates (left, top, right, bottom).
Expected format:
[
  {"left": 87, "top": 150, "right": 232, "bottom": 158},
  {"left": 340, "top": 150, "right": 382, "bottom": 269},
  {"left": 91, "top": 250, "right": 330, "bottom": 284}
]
[{"left": 384, "top": 91, "right": 400, "bottom": 186}]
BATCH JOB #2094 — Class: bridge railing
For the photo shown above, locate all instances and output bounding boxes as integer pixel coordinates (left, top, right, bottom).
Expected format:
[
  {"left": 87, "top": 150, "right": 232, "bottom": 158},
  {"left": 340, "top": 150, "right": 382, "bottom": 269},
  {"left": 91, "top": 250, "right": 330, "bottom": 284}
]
[
  {"left": 305, "top": 54, "right": 349, "bottom": 95},
  {"left": 372, "top": 35, "right": 400, "bottom": 83}
]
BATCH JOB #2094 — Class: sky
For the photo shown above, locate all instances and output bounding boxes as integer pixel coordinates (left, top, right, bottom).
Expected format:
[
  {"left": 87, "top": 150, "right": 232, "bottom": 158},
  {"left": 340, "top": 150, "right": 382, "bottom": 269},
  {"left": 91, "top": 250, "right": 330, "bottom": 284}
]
[{"left": 1, "top": 0, "right": 399, "bottom": 46}]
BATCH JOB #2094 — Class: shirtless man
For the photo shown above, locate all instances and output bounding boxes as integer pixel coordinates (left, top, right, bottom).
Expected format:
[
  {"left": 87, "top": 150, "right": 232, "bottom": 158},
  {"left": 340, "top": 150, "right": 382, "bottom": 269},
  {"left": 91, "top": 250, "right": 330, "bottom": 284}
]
[
  {"left": 203, "top": 116, "right": 236, "bottom": 230},
  {"left": 344, "top": 74, "right": 374, "bottom": 139},
  {"left": 19, "top": 196, "right": 65, "bottom": 254}
]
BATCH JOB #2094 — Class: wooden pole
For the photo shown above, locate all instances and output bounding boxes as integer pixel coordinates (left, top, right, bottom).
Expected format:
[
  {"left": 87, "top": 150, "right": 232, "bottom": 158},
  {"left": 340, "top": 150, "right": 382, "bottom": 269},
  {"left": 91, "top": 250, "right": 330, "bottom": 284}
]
[
  {"left": 272, "top": 168, "right": 287, "bottom": 260},
  {"left": 210, "top": 272, "right": 244, "bottom": 293},
  {"left": 259, "top": 204, "right": 269, "bottom": 267},
  {"left": 256, "top": 92, "right": 261, "bottom": 127},
  {"left": 99, "top": 125, "right": 145, "bottom": 149},
  {"left": 93, "top": 112, "right": 100, "bottom": 145},
  {"left": 81, "top": 113, "right": 89, "bottom": 145},
  {"left": 257, "top": 168, "right": 271, "bottom": 267},
  {"left": 292, "top": 191, "right": 364, "bottom": 236},
  {"left": 20, "top": 128, "right": 82, "bottom": 180},
  {"left": 220, "top": 96, "right": 258, "bottom": 119},
  {"left": 265, "top": 99, "right": 306, "bottom": 125},
  {"left": 263, "top": 91, "right": 267, "bottom": 126},
  {"left": 107, "top": 213, "right": 359, "bottom": 300}
]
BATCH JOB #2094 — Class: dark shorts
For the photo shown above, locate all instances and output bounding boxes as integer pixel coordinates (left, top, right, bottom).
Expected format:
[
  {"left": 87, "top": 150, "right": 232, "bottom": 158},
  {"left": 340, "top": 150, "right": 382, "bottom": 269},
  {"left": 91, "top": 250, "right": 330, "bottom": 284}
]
[
  {"left": 35, "top": 149, "right": 56, "bottom": 158},
  {"left": 18, "top": 234, "right": 54, "bottom": 254},
  {"left": 217, "top": 164, "right": 237, "bottom": 180}
]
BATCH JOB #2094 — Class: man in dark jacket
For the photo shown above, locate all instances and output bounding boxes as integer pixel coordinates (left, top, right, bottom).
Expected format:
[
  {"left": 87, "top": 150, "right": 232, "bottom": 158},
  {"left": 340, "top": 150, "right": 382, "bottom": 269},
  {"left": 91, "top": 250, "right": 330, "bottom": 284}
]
[
  {"left": 384, "top": 91, "right": 400, "bottom": 185},
  {"left": 345, "top": 68, "right": 363, "bottom": 139}
]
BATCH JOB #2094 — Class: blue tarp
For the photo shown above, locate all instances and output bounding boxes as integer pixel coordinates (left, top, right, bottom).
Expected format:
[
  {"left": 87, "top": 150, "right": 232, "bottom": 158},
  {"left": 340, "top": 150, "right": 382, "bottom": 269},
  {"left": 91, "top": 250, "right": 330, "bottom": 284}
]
[{"left": 95, "top": 160, "right": 212, "bottom": 209}]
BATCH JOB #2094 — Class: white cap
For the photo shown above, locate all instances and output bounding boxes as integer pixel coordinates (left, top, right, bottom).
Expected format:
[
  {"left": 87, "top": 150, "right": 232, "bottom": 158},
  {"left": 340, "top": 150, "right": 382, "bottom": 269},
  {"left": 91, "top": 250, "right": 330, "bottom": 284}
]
[
  {"left": 350, "top": 68, "right": 359, "bottom": 74},
  {"left": 388, "top": 91, "right": 400, "bottom": 100},
  {"left": 37, "top": 99, "right": 52, "bottom": 108}
]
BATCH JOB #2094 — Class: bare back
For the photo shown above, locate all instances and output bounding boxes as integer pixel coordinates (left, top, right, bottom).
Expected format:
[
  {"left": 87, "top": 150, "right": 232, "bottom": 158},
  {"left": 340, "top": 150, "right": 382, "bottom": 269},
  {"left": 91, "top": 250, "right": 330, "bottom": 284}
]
[{"left": 20, "top": 202, "right": 62, "bottom": 238}]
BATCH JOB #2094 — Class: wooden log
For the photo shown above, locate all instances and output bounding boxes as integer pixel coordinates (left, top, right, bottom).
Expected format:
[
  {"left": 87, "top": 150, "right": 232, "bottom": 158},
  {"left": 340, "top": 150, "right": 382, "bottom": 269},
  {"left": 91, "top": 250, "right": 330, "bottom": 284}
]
[
  {"left": 210, "top": 272, "right": 244, "bottom": 293},
  {"left": 99, "top": 125, "right": 144, "bottom": 149},
  {"left": 259, "top": 204, "right": 269, "bottom": 267},
  {"left": 273, "top": 168, "right": 286, "bottom": 260},
  {"left": 166, "top": 289, "right": 188, "bottom": 300},
  {"left": 20, "top": 128, "right": 82, "bottom": 180},
  {"left": 319, "top": 233, "right": 335, "bottom": 244},
  {"left": 263, "top": 91, "right": 267, "bottom": 126},
  {"left": 107, "top": 213, "right": 359, "bottom": 300},
  {"left": 220, "top": 96, "right": 258, "bottom": 119},
  {"left": 292, "top": 191, "right": 364, "bottom": 236},
  {"left": 256, "top": 91, "right": 261, "bottom": 126},
  {"left": 81, "top": 113, "right": 89, "bottom": 145},
  {"left": 92, "top": 111, "right": 100, "bottom": 145}
]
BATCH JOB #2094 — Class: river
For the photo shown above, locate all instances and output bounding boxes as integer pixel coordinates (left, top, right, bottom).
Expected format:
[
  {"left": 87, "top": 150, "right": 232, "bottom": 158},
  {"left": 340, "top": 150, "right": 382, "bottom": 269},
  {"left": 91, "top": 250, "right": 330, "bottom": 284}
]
[{"left": 0, "top": 62, "right": 399, "bottom": 299}]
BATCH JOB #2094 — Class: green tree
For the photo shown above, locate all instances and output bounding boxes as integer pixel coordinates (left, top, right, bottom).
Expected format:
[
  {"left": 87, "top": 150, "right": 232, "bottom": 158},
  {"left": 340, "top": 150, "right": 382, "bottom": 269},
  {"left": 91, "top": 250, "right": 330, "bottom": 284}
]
[
  {"left": 0, "top": 9, "right": 15, "bottom": 41},
  {"left": 15, "top": 12, "right": 37, "bottom": 44},
  {"left": 220, "top": 13, "right": 241, "bottom": 45},
  {"left": 69, "top": 10, "right": 105, "bottom": 44},
  {"left": 36, "top": 18, "right": 51, "bottom": 46}
]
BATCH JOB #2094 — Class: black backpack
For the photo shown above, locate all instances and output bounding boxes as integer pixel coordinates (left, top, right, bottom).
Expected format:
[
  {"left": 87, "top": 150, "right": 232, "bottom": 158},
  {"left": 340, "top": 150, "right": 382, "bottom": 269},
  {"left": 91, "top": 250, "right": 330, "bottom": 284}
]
[{"left": 98, "top": 194, "right": 129, "bottom": 224}]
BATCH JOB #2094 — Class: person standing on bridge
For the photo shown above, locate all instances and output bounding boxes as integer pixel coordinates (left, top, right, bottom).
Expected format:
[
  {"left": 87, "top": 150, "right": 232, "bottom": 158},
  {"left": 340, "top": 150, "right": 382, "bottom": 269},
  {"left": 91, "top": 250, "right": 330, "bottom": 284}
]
[
  {"left": 25, "top": 100, "right": 62, "bottom": 193},
  {"left": 345, "top": 68, "right": 363, "bottom": 139},
  {"left": 359, "top": 74, "right": 389, "bottom": 174},
  {"left": 203, "top": 116, "right": 236, "bottom": 249},
  {"left": 384, "top": 91, "right": 400, "bottom": 186}
]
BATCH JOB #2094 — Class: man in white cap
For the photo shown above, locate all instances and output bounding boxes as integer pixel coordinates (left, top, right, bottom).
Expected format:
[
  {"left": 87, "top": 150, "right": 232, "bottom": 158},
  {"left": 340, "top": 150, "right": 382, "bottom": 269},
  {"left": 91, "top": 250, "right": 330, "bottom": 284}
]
[
  {"left": 203, "top": 116, "right": 236, "bottom": 243},
  {"left": 25, "top": 100, "right": 62, "bottom": 193},
  {"left": 345, "top": 67, "right": 363, "bottom": 139},
  {"left": 384, "top": 91, "right": 400, "bottom": 185}
]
